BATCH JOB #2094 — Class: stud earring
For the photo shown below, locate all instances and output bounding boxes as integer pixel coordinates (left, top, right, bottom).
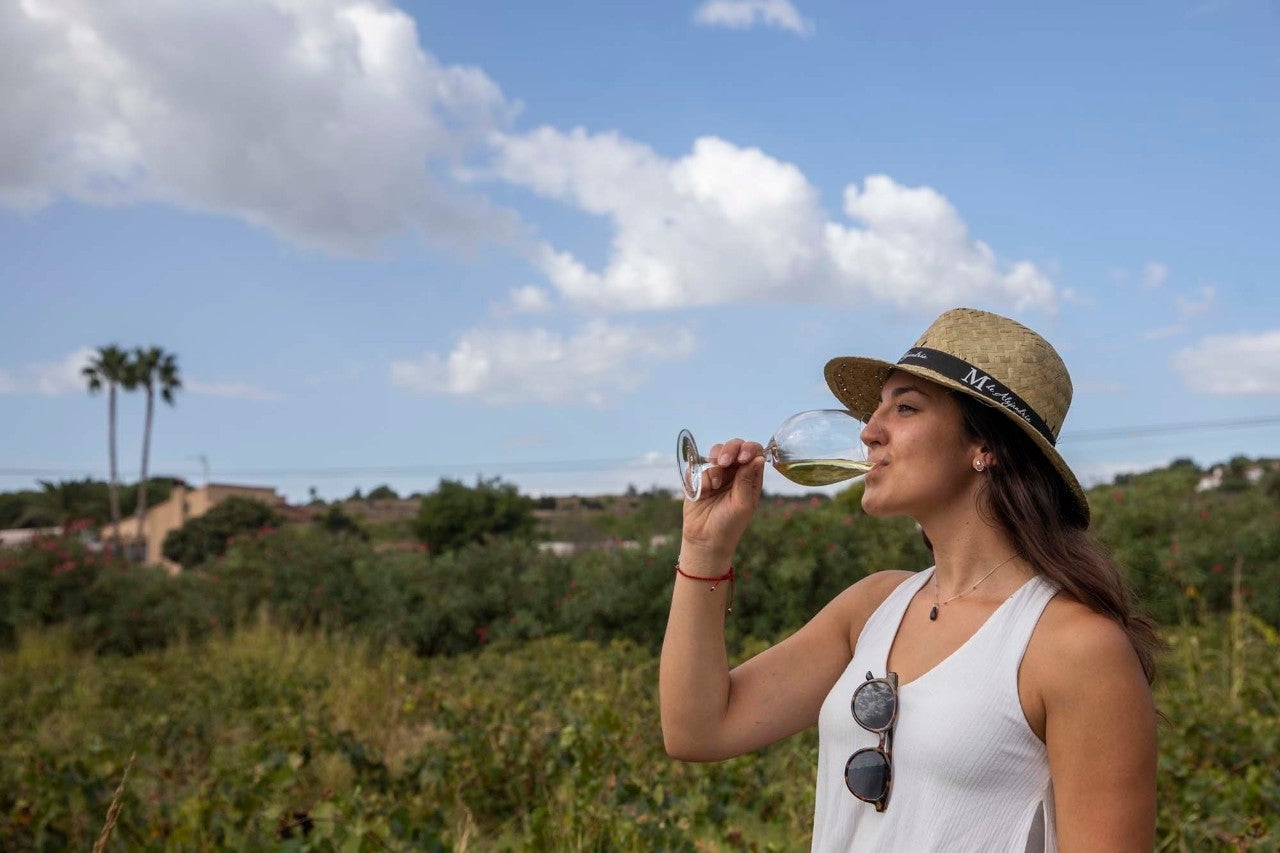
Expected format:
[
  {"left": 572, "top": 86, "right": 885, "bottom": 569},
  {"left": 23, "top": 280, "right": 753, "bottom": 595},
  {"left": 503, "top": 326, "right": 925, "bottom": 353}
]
[{"left": 973, "top": 458, "right": 986, "bottom": 472}]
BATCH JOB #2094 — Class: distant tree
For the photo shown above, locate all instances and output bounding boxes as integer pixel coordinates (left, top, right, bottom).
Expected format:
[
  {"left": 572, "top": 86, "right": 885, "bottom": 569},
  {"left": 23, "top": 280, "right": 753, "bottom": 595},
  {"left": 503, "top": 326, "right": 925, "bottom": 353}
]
[
  {"left": 0, "top": 492, "right": 30, "bottom": 529},
  {"left": 32, "top": 479, "right": 105, "bottom": 528},
  {"left": 314, "top": 504, "right": 369, "bottom": 540},
  {"left": 1263, "top": 468, "right": 1280, "bottom": 502},
  {"left": 82, "top": 345, "right": 136, "bottom": 549},
  {"left": 347, "top": 487, "right": 364, "bottom": 502},
  {"left": 366, "top": 484, "right": 400, "bottom": 501},
  {"left": 414, "top": 477, "right": 536, "bottom": 554},
  {"left": 0, "top": 478, "right": 178, "bottom": 531},
  {"left": 132, "top": 347, "right": 182, "bottom": 560},
  {"left": 162, "top": 497, "right": 282, "bottom": 569}
]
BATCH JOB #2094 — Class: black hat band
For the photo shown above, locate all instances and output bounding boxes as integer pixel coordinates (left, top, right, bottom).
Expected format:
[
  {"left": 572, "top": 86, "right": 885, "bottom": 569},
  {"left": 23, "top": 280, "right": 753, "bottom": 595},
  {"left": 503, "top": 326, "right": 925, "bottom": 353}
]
[{"left": 897, "top": 347, "right": 1056, "bottom": 446}]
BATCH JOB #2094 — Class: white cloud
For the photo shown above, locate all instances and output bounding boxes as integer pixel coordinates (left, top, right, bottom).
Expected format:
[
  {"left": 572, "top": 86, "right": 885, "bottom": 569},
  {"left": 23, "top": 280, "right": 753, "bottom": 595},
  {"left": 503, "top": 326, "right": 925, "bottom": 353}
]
[
  {"left": 0, "top": 347, "right": 94, "bottom": 396},
  {"left": 506, "top": 285, "right": 554, "bottom": 314},
  {"left": 825, "top": 177, "right": 1056, "bottom": 313},
  {"left": 492, "top": 128, "right": 1057, "bottom": 315},
  {"left": 0, "top": 0, "right": 519, "bottom": 252},
  {"left": 693, "top": 0, "right": 813, "bottom": 36},
  {"left": 185, "top": 380, "right": 281, "bottom": 401},
  {"left": 390, "top": 320, "right": 697, "bottom": 406},
  {"left": 1141, "top": 261, "right": 1169, "bottom": 289},
  {"left": 1172, "top": 330, "right": 1280, "bottom": 395},
  {"left": 1142, "top": 284, "right": 1215, "bottom": 340},
  {"left": 1174, "top": 285, "right": 1215, "bottom": 319}
]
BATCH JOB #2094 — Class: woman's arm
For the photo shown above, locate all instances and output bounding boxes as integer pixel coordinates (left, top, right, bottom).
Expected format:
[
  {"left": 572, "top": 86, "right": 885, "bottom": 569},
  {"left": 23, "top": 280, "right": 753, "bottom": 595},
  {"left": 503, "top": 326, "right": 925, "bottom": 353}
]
[
  {"left": 1028, "top": 601, "right": 1157, "bottom": 852},
  {"left": 658, "top": 437, "right": 906, "bottom": 761}
]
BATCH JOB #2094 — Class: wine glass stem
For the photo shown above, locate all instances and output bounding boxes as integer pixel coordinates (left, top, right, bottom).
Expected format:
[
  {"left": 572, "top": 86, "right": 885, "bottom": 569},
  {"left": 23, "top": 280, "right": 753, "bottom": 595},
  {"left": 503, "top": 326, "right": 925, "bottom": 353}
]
[{"left": 698, "top": 444, "right": 774, "bottom": 469}]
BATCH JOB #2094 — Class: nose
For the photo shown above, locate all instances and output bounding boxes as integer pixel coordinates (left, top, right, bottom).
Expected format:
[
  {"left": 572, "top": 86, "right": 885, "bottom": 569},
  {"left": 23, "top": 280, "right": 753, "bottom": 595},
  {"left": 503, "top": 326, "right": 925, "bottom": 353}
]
[{"left": 861, "top": 405, "right": 886, "bottom": 448}]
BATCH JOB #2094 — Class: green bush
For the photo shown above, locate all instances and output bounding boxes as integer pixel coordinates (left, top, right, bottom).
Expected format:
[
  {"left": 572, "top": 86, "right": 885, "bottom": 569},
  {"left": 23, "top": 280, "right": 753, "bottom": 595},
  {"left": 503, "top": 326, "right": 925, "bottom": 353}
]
[
  {"left": 71, "top": 566, "right": 217, "bottom": 656},
  {"left": 312, "top": 503, "right": 369, "bottom": 540},
  {"left": 413, "top": 477, "right": 536, "bottom": 554},
  {"left": 161, "top": 497, "right": 283, "bottom": 569},
  {"left": 0, "top": 531, "right": 126, "bottom": 643},
  {"left": 1, "top": 619, "right": 1276, "bottom": 850}
]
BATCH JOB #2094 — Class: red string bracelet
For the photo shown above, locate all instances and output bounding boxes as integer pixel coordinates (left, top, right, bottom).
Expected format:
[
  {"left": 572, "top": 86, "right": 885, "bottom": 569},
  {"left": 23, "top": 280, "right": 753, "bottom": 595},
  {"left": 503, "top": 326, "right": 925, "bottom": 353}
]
[{"left": 675, "top": 562, "right": 735, "bottom": 613}]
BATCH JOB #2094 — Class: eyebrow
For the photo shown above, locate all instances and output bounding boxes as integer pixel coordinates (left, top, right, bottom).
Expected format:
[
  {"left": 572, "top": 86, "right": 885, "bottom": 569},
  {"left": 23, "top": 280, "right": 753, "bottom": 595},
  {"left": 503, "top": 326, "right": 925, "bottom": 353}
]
[{"left": 880, "top": 384, "right": 931, "bottom": 403}]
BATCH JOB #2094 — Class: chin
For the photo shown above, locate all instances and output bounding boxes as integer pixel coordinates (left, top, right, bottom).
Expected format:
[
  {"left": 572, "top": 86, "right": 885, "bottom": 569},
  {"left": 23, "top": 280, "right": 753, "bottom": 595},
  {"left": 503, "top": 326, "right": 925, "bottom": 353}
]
[{"left": 859, "top": 492, "right": 894, "bottom": 518}]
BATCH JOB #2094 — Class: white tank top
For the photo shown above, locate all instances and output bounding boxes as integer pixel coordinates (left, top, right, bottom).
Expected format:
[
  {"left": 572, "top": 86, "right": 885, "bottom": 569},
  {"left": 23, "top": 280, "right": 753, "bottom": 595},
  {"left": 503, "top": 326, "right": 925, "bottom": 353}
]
[{"left": 812, "top": 567, "right": 1059, "bottom": 852}]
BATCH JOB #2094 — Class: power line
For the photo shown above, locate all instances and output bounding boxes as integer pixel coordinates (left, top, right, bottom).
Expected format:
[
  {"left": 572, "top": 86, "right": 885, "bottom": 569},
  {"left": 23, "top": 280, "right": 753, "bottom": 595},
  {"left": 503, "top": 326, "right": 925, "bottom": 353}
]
[
  {"left": 3, "top": 413, "right": 1277, "bottom": 481},
  {"left": 1059, "top": 414, "right": 1280, "bottom": 443}
]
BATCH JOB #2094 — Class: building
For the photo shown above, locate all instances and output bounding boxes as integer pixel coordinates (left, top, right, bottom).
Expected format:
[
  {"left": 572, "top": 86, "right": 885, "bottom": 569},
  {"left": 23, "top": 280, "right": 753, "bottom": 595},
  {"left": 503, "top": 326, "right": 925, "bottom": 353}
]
[
  {"left": 0, "top": 527, "right": 64, "bottom": 549},
  {"left": 112, "top": 482, "right": 285, "bottom": 572}
]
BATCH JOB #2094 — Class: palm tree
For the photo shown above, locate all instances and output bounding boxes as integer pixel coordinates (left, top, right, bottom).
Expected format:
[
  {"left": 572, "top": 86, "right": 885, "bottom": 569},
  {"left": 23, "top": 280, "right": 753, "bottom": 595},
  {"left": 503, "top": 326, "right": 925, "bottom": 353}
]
[
  {"left": 83, "top": 345, "right": 135, "bottom": 551},
  {"left": 133, "top": 347, "right": 182, "bottom": 561}
]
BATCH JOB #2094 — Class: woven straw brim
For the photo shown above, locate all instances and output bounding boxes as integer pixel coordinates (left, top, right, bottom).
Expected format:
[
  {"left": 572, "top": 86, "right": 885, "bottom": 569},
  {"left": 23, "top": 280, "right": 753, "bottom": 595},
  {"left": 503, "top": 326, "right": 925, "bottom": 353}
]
[{"left": 824, "top": 354, "right": 1091, "bottom": 525}]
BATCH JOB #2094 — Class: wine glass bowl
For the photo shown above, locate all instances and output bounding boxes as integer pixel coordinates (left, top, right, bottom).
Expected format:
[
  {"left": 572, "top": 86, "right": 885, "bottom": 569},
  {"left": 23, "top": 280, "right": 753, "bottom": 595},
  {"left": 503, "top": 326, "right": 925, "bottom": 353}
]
[{"left": 677, "top": 409, "right": 870, "bottom": 501}]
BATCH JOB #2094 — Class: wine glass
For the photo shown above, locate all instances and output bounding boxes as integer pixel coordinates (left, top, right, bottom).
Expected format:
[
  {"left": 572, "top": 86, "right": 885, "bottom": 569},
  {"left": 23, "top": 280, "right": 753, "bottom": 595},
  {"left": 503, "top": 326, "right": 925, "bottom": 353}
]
[{"left": 676, "top": 409, "right": 871, "bottom": 501}]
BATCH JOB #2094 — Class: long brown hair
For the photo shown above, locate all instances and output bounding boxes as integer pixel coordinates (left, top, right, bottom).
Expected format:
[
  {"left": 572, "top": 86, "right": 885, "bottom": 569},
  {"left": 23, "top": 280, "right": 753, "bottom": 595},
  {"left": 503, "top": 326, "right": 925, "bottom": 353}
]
[{"left": 953, "top": 392, "right": 1162, "bottom": 684}]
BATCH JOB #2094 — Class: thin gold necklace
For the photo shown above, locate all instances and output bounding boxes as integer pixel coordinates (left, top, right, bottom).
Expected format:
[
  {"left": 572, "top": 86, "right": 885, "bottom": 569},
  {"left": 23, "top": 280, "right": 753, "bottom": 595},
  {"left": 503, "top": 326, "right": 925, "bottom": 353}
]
[{"left": 929, "top": 553, "right": 1020, "bottom": 621}]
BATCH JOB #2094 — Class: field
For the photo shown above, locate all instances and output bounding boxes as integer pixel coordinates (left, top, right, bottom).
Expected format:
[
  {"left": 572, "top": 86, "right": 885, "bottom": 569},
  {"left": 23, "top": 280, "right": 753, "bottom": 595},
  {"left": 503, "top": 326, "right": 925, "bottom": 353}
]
[
  {"left": 2, "top": 613, "right": 1277, "bottom": 851},
  {"left": 3, "top": 463, "right": 1279, "bottom": 850}
]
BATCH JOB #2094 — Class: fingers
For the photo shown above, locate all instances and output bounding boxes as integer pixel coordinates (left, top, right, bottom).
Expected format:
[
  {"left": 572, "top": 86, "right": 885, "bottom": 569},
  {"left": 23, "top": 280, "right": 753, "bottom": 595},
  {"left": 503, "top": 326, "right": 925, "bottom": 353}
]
[
  {"left": 703, "top": 438, "right": 765, "bottom": 492},
  {"left": 713, "top": 438, "right": 765, "bottom": 467},
  {"left": 733, "top": 456, "right": 766, "bottom": 504}
]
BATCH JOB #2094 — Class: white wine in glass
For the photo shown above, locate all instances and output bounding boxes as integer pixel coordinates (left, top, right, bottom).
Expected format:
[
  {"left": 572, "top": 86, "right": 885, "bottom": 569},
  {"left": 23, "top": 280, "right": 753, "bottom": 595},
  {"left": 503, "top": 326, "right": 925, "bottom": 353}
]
[{"left": 676, "top": 409, "right": 871, "bottom": 501}]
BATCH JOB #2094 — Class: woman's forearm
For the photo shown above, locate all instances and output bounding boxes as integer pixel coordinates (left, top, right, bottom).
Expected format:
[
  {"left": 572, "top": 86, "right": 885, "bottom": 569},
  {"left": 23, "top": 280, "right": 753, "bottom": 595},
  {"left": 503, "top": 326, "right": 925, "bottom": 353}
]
[{"left": 658, "top": 544, "right": 737, "bottom": 761}]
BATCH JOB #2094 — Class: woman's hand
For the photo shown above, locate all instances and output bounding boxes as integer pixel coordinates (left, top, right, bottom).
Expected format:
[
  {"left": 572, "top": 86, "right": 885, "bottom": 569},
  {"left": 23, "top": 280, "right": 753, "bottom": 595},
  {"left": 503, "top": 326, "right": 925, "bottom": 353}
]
[{"left": 681, "top": 438, "right": 766, "bottom": 566}]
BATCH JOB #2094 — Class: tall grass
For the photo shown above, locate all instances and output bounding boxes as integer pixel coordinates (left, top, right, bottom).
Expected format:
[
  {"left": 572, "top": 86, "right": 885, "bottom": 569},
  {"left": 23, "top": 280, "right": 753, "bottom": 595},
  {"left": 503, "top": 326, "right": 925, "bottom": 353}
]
[{"left": 2, "top": 615, "right": 1277, "bottom": 850}]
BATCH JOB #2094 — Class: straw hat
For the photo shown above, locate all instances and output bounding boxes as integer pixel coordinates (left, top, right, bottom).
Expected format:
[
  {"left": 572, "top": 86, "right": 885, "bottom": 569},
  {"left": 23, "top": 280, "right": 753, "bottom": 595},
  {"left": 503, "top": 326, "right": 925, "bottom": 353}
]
[{"left": 824, "top": 307, "right": 1090, "bottom": 524}]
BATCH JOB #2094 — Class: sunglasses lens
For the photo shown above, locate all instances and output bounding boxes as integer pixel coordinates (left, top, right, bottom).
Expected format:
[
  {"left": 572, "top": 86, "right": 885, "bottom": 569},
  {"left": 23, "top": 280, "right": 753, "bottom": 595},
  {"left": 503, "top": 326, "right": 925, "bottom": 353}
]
[
  {"left": 852, "top": 680, "right": 895, "bottom": 730},
  {"left": 844, "top": 748, "right": 889, "bottom": 801}
]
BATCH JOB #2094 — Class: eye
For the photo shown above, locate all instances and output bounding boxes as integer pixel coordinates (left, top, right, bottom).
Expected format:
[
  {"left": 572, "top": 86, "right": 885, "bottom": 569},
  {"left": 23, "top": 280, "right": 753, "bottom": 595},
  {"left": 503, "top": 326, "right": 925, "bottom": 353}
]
[{"left": 895, "top": 403, "right": 917, "bottom": 414}]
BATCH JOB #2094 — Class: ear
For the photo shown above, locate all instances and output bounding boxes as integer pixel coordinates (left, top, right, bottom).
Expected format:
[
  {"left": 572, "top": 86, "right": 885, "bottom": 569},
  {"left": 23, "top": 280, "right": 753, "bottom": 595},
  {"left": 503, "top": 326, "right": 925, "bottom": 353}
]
[{"left": 971, "top": 444, "right": 997, "bottom": 471}]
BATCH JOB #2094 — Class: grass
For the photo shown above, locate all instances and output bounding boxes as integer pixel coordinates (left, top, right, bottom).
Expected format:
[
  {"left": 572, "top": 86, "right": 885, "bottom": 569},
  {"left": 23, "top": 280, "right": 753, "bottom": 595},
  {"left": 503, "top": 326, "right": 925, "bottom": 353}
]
[{"left": 2, "top": 615, "right": 1277, "bottom": 851}]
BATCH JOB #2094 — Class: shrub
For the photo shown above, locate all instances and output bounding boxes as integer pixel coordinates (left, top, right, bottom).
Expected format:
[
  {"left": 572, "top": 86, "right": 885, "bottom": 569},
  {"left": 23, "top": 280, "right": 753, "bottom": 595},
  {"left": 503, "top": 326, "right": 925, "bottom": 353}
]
[
  {"left": 0, "top": 532, "right": 124, "bottom": 641},
  {"left": 413, "top": 477, "right": 536, "bottom": 554},
  {"left": 313, "top": 504, "right": 369, "bottom": 541},
  {"left": 162, "top": 497, "right": 283, "bottom": 569}
]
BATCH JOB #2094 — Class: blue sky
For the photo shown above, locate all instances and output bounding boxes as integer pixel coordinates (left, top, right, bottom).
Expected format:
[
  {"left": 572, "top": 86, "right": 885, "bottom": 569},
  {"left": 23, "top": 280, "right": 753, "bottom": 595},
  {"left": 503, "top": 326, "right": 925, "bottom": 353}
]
[{"left": 2, "top": 0, "right": 1278, "bottom": 503}]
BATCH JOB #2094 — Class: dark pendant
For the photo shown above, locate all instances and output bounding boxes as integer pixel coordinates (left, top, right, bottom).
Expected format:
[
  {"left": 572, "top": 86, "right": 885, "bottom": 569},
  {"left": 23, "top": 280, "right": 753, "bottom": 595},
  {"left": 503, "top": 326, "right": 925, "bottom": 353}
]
[{"left": 928, "top": 605, "right": 939, "bottom": 621}]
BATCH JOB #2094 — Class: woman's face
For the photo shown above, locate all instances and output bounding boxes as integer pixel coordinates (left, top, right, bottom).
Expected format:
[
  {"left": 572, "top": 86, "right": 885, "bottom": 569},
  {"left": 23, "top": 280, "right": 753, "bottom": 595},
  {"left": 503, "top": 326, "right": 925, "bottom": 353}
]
[{"left": 859, "top": 370, "right": 984, "bottom": 520}]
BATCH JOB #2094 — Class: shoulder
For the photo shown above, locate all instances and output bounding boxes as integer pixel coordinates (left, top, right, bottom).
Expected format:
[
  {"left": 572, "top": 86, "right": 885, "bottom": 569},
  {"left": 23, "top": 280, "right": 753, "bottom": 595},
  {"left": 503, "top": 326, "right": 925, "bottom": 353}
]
[
  {"left": 825, "top": 569, "right": 918, "bottom": 648},
  {"left": 1034, "top": 594, "right": 1137, "bottom": 667},
  {"left": 842, "top": 569, "right": 917, "bottom": 612},
  {"left": 1025, "top": 594, "right": 1149, "bottom": 707}
]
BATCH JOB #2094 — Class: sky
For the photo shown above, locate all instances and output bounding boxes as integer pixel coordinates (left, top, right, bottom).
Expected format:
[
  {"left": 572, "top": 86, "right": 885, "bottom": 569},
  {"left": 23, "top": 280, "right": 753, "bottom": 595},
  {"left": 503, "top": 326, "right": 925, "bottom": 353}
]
[{"left": 2, "top": 0, "right": 1279, "bottom": 504}]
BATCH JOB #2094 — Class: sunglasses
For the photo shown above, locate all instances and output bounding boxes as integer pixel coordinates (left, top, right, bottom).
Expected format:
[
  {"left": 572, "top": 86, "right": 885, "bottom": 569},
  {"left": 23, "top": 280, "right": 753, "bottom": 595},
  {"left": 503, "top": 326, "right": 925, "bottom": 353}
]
[{"left": 843, "top": 671, "right": 898, "bottom": 811}]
